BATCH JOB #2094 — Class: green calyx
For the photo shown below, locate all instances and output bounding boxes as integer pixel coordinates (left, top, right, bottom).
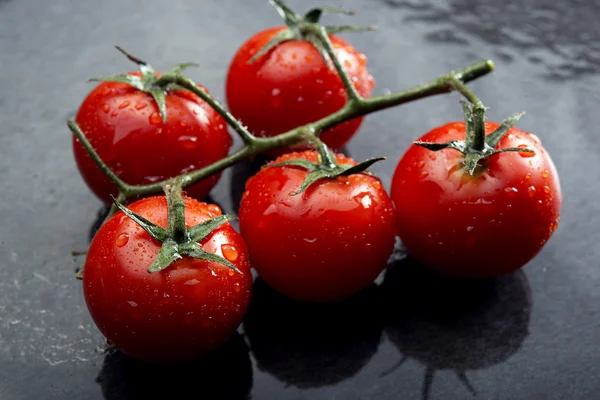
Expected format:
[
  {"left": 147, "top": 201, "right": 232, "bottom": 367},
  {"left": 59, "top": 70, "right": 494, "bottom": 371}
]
[
  {"left": 111, "top": 182, "right": 241, "bottom": 274},
  {"left": 267, "top": 138, "right": 385, "bottom": 195},
  {"left": 90, "top": 46, "right": 200, "bottom": 123},
  {"left": 248, "top": 0, "right": 376, "bottom": 64},
  {"left": 414, "top": 80, "right": 533, "bottom": 175}
]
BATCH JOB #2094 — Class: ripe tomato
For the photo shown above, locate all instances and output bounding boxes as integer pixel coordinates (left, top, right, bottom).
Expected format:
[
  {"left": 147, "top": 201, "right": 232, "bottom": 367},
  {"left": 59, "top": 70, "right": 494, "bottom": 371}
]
[
  {"left": 83, "top": 196, "right": 252, "bottom": 363},
  {"left": 391, "top": 122, "right": 562, "bottom": 277},
  {"left": 239, "top": 150, "right": 396, "bottom": 302},
  {"left": 73, "top": 73, "right": 232, "bottom": 203},
  {"left": 226, "top": 27, "right": 374, "bottom": 154}
]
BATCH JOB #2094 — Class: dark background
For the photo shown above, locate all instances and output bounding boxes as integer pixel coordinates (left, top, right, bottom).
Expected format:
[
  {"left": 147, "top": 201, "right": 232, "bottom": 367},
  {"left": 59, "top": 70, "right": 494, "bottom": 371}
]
[{"left": 1, "top": 0, "right": 599, "bottom": 399}]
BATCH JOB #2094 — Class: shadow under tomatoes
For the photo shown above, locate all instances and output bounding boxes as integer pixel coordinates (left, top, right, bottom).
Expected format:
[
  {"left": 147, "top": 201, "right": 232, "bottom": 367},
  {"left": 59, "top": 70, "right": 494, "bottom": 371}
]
[
  {"left": 96, "top": 333, "right": 252, "bottom": 400},
  {"left": 381, "top": 256, "right": 531, "bottom": 398},
  {"left": 243, "top": 278, "right": 383, "bottom": 388}
]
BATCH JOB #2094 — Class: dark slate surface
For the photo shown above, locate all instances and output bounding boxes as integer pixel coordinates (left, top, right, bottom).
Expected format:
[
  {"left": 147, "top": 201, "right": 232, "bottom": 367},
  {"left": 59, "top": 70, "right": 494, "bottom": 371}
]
[{"left": 1, "top": 0, "right": 599, "bottom": 399}]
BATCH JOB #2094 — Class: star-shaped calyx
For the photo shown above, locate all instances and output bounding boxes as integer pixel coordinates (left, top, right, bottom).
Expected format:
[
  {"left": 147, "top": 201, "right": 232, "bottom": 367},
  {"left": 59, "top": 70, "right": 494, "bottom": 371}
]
[
  {"left": 267, "top": 145, "right": 385, "bottom": 195},
  {"left": 111, "top": 182, "right": 240, "bottom": 274},
  {"left": 249, "top": 0, "right": 376, "bottom": 65},
  {"left": 415, "top": 101, "right": 533, "bottom": 175},
  {"left": 90, "top": 46, "right": 200, "bottom": 123}
]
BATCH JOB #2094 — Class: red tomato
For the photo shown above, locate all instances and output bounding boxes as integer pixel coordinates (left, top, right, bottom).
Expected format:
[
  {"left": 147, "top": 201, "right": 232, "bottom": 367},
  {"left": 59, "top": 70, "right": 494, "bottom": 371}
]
[
  {"left": 73, "top": 73, "right": 232, "bottom": 203},
  {"left": 391, "top": 122, "right": 562, "bottom": 277},
  {"left": 226, "top": 27, "right": 374, "bottom": 154},
  {"left": 83, "top": 196, "right": 252, "bottom": 363},
  {"left": 239, "top": 150, "right": 396, "bottom": 302}
]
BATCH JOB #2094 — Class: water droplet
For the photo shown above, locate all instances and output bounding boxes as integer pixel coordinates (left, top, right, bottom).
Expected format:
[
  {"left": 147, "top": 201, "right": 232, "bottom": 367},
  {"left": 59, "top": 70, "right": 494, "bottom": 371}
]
[
  {"left": 127, "top": 301, "right": 138, "bottom": 308},
  {"left": 115, "top": 233, "right": 129, "bottom": 247},
  {"left": 303, "top": 237, "right": 317, "bottom": 243},
  {"left": 428, "top": 154, "right": 436, "bottom": 161},
  {"left": 296, "top": 96, "right": 304, "bottom": 103},
  {"left": 180, "top": 120, "right": 187, "bottom": 127},
  {"left": 185, "top": 279, "right": 200, "bottom": 286},
  {"left": 419, "top": 171, "right": 429, "bottom": 179},
  {"left": 543, "top": 186, "right": 551, "bottom": 194},
  {"left": 536, "top": 200, "right": 543, "bottom": 210},
  {"left": 466, "top": 226, "right": 474, "bottom": 232},
  {"left": 552, "top": 220, "right": 559, "bottom": 231},
  {"left": 304, "top": 55, "right": 314, "bottom": 63},
  {"left": 542, "top": 170, "right": 549, "bottom": 179},
  {"left": 149, "top": 112, "right": 162, "bottom": 125},
  {"left": 222, "top": 244, "right": 239, "bottom": 262},
  {"left": 235, "top": 286, "right": 241, "bottom": 293},
  {"left": 228, "top": 269, "right": 235, "bottom": 276},
  {"left": 528, "top": 186, "right": 536, "bottom": 197},
  {"left": 135, "top": 102, "right": 147, "bottom": 110},
  {"left": 518, "top": 144, "right": 535, "bottom": 157},
  {"left": 417, "top": 160, "right": 425, "bottom": 168},
  {"left": 208, "top": 204, "right": 222, "bottom": 216},
  {"left": 372, "top": 180, "right": 382, "bottom": 190},
  {"left": 525, "top": 173, "right": 531, "bottom": 180},
  {"left": 505, "top": 187, "right": 518, "bottom": 195},
  {"left": 178, "top": 135, "right": 198, "bottom": 150},
  {"left": 118, "top": 100, "right": 131, "bottom": 109},
  {"left": 270, "top": 88, "right": 282, "bottom": 108},
  {"left": 315, "top": 79, "right": 324, "bottom": 85},
  {"left": 100, "top": 87, "right": 111, "bottom": 96},
  {"left": 344, "top": 60, "right": 352, "bottom": 68},
  {"left": 145, "top": 212, "right": 153, "bottom": 217},
  {"left": 102, "top": 104, "right": 110, "bottom": 113}
]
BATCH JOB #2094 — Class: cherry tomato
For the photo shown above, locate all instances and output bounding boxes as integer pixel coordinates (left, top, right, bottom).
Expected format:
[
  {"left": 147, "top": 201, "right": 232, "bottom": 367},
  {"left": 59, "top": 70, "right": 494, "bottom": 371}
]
[
  {"left": 83, "top": 196, "right": 252, "bottom": 363},
  {"left": 73, "top": 73, "right": 232, "bottom": 203},
  {"left": 226, "top": 27, "right": 374, "bottom": 154},
  {"left": 391, "top": 122, "right": 562, "bottom": 277},
  {"left": 239, "top": 150, "right": 396, "bottom": 302}
]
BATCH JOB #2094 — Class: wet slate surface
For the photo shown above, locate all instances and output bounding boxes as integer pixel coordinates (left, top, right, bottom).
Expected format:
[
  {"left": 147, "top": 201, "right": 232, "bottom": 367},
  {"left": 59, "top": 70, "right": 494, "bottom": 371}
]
[{"left": 1, "top": 0, "right": 599, "bottom": 399}]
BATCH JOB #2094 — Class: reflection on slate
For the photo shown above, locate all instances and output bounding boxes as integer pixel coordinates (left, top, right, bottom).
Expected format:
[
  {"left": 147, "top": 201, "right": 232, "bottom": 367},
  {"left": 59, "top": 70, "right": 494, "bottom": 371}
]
[
  {"left": 243, "top": 278, "right": 383, "bottom": 388},
  {"left": 379, "top": 0, "right": 600, "bottom": 80},
  {"left": 96, "top": 333, "right": 252, "bottom": 400},
  {"left": 382, "top": 257, "right": 531, "bottom": 400}
]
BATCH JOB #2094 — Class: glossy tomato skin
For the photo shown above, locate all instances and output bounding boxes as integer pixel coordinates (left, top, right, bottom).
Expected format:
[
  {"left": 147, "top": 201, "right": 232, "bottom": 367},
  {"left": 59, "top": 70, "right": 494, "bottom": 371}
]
[
  {"left": 83, "top": 197, "right": 252, "bottom": 363},
  {"left": 239, "top": 150, "right": 396, "bottom": 302},
  {"left": 73, "top": 73, "right": 232, "bottom": 204},
  {"left": 226, "top": 27, "right": 374, "bottom": 155},
  {"left": 391, "top": 122, "right": 562, "bottom": 277}
]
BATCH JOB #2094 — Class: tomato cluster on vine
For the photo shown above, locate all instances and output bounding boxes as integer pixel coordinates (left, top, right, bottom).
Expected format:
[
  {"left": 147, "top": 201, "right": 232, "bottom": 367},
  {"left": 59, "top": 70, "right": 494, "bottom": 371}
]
[{"left": 70, "top": 0, "right": 561, "bottom": 363}]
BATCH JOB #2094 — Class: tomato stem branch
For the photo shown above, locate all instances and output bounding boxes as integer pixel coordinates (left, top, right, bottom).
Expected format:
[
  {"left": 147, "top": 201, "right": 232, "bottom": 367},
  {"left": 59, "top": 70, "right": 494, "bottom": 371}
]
[
  {"left": 448, "top": 76, "right": 486, "bottom": 152},
  {"left": 156, "top": 75, "right": 257, "bottom": 145},
  {"left": 311, "top": 24, "right": 362, "bottom": 103}
]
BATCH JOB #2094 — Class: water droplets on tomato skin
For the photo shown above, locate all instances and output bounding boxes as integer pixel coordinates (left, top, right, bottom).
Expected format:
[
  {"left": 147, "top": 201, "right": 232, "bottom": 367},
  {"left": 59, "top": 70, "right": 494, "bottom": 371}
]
[
  {"left": 102, "top": 104, "right": 110, "bottom": 113},
  {"left": 542, "top": 170, "right": 549, "bottom": 179},
  {"left": 528, "top": 186, "right": 537, "bottom": 197},
  {"left": 222, "top": 244, "right": 239, "bottom": 262},
  {"left": 228, "top": 269, "right": 235, "bottom": 277},
  {"left": 207, "top": 204, "right": 222, "bottom": 216},
  {"left": 135, "top": 102, "right": 147, "bottom": 110},
  {"left": 552, "top": 220, "right": 559, "bottom": 232},
  {"left": 115, "top": 233, "right": 129, "bottom": 247},
  {"left": 419, "top": 171, "right": 429, "bottom": 179},
  {"left": 543, "top": 186, "right": 551, "bottom": 194},
  {"left": 518, "top": 144, "right": 535, "bottom": 157},
  {"left": 118, "top": 100, "right": 131, "bottom": 109},
  {"left": 525, "top": 173, "right": 531, "bottom": 180},
  {"left": 149, "top": 112, "right": 162, "bottom": 125},
  {"left": 417, "top": 160, "right": 425, "bottom": 168},
  {"left": 270, "top": 88, "right": 282, "bottom": 108}
]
